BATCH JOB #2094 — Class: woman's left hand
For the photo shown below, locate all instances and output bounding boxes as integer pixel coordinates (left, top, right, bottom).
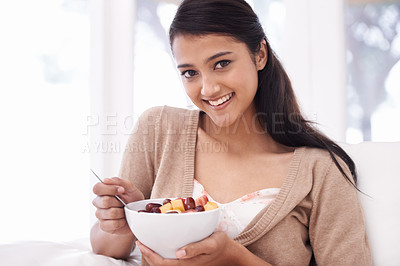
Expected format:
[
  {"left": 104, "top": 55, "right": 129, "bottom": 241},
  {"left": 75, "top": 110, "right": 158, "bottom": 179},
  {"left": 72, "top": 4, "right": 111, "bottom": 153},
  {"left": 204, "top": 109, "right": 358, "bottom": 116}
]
[{"left": 136, "top": 231, "right": 240, "bottom": 266}]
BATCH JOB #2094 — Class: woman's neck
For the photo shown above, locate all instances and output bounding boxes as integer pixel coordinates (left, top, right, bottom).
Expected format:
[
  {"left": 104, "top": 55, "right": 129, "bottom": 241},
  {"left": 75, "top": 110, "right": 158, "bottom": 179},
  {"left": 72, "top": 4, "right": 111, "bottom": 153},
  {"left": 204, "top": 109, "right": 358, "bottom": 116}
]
[{"left": 199, "top": 108, "right": 287, "bottom": 155}]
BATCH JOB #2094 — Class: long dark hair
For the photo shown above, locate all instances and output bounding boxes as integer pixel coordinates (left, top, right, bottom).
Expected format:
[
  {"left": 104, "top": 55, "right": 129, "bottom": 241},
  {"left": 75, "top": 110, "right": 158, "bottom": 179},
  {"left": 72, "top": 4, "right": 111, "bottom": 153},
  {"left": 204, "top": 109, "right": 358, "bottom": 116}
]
[{"left": 169, "top": 0, "right": 357, "bottom": 186}]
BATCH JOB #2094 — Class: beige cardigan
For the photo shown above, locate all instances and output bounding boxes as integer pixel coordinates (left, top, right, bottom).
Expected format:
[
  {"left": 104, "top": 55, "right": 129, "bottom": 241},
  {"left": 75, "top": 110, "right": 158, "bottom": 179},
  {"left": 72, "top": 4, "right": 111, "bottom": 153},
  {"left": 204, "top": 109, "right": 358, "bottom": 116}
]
[{"left": 119, "top": 106, "right": 372, "bottom": 266}]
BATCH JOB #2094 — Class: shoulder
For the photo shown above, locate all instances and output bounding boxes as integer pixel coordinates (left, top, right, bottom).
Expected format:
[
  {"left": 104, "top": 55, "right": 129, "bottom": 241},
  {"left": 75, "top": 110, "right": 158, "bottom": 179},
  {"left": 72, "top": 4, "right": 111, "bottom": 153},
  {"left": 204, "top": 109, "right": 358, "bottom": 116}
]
[
  {"left": 297, "top": 146, "right": 350, "bottom": 175},
  {"left": 134, "top": 106, "right": 200, "bottom": 142},
  {"left": 295, "top": 146, "right": 333, "bottom": 175},
  {"left": 139, "top": 105, "right": 199, "bottom": 117},
  {"left": 138, "top": 106, "right": 200, "bottom": 125},
  {"left": 296, "top": 146, "right": 355, "bottom": 195}
]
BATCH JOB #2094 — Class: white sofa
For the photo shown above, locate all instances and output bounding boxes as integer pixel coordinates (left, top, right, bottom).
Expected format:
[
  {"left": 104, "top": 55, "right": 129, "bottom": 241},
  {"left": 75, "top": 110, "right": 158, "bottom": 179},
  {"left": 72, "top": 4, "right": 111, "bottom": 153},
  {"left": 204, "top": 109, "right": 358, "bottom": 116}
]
[
  {"left": 0, "top": 142, "right": 399, "bottom": 265},
  {"left": 0, "top": 238, "right": 141, "bottom": 266}
]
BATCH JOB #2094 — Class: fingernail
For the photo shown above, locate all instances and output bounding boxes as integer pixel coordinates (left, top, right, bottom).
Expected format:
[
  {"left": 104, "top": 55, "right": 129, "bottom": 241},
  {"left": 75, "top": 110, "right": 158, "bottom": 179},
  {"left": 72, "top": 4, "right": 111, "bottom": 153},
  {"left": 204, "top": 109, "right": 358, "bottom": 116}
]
[
  {"left": 176, "top": 249, "right": 186, "bottom": 258},
  {"left": 117, "top": 187, "right": 124, "bottom": 193}
]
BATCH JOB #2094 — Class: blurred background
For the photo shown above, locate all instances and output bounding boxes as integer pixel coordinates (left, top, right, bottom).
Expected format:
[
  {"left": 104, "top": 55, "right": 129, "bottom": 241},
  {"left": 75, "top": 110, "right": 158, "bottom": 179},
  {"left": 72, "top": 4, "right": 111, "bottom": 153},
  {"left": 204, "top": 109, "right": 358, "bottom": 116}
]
[{"left": 0, "top": 0, "right": 399, "bottom": 243}]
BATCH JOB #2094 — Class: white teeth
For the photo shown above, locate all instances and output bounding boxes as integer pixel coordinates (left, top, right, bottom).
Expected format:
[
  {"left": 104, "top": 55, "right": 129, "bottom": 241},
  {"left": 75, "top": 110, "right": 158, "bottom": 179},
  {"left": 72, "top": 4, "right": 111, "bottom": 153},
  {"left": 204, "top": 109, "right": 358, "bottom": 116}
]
[{"left": 208, "top": 93, "right": 233, "bottom": 106}]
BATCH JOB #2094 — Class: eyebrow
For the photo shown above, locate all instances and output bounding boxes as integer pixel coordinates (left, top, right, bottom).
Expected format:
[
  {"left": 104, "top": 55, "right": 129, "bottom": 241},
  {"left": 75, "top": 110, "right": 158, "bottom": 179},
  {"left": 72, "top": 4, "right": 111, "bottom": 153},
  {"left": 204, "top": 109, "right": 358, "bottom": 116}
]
[{"left": 177, "top": 51, "right": 233, "bottom": 69}]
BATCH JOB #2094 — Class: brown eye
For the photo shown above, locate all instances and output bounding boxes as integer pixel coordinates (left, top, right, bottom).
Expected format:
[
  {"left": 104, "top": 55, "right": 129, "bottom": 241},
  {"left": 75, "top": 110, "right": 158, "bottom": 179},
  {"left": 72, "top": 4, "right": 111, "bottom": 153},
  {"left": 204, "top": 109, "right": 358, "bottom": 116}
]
[
  {"left": 181, "top": 70, "right": 198, "bottom": 78},
  {"left": 214, "top": 60, "right": 231, "bottom": 69}
]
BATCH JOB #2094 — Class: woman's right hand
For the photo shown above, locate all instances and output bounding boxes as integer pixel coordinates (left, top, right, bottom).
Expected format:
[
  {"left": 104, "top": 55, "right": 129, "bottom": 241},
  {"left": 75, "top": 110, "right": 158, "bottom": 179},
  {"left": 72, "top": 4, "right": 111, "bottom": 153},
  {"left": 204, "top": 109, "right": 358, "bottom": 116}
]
[{"left": 92, "top": 177, "right": 144, "bottom": 235}]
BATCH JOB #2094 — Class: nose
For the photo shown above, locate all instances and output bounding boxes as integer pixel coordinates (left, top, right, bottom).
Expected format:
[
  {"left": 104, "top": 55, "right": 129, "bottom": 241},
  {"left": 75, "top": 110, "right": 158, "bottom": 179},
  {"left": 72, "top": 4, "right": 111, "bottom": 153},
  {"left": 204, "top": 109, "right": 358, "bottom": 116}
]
[{"left": 201, "top": 75, "right": 221, "bottom": 97}]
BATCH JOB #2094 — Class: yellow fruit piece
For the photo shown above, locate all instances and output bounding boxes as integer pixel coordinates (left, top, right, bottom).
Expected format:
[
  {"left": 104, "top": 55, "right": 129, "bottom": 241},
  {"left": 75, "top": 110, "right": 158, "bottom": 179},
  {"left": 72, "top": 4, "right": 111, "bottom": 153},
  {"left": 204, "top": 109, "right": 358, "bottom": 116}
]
[
  {"left": 171, "top": 199, "right": 185, "bottom": 212},
  {"left": 204, "top": 201, "right": 218, "bottom": 211},
  {"left": 159, "top": 202, "right": 172, "bottom": 213}
]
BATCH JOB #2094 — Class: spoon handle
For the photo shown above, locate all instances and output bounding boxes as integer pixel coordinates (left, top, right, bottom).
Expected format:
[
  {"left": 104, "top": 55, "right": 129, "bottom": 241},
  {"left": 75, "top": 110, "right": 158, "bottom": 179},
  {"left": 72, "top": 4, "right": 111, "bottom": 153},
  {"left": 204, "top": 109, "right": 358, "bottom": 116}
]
[{"left": 91, "top": 169, "right": 127, "bottom": 207}]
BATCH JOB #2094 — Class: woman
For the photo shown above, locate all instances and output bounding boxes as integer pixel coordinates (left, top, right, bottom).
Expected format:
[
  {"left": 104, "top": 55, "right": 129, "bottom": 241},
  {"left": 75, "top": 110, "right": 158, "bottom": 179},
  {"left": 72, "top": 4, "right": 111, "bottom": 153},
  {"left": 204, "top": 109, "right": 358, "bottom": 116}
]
[{"left": 91, "top": 0, "right": 371, "bottom": 265}]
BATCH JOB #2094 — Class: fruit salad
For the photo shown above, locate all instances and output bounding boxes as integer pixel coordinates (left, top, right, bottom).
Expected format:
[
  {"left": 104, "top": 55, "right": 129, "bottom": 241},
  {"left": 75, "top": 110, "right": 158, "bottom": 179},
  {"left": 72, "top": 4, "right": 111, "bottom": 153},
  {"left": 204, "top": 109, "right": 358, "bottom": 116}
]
[{"left": 138, "top": 195, "right": 218, "bottom": 214}]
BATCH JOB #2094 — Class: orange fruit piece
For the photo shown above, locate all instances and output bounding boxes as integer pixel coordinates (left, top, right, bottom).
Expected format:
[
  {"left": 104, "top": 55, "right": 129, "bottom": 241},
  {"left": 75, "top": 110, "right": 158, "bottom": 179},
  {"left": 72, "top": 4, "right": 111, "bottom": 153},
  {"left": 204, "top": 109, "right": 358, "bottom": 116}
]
[
  {"left": 171, "top": 199, "right": 186, "bottom": 212},
  {"left": 204, "top": 201, "right": 218, "bottom": 211},
  {"left": 159, "top": 202, "right": 172, "bottom": 213}
]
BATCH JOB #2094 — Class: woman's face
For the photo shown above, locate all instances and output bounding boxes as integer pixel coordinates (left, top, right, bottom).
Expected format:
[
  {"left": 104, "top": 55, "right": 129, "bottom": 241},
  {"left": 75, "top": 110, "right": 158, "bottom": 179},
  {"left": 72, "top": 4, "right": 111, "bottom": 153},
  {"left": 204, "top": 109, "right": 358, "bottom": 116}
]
[{"left": 172, "top": 34, "right": 267, "bottom": 128}]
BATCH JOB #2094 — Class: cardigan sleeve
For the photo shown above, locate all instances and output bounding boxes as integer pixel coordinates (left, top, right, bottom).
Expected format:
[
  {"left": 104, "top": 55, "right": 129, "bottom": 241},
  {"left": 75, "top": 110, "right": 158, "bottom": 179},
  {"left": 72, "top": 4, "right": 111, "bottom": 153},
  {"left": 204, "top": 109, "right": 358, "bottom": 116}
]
[
  {"left": 309, "top": 158, "right": 372, "bottom": 265},
  {"left": 118, "top": 106, "right": 163, "bottom": 199}
]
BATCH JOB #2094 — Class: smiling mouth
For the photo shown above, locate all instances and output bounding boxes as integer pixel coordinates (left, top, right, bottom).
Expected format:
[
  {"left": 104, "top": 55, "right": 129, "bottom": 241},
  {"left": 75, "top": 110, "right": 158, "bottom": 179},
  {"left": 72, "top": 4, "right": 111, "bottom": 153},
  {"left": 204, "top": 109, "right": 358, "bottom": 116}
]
[{"left": 206, "top": 92, "right": 234, "bottom": 107}]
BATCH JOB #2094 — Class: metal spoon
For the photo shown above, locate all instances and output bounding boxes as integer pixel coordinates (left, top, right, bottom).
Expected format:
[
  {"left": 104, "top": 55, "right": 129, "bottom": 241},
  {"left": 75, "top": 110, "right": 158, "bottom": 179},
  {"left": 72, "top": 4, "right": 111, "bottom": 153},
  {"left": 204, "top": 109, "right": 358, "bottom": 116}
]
[{"left": 91, "top": 169, "right": 127, "bottom": 207}]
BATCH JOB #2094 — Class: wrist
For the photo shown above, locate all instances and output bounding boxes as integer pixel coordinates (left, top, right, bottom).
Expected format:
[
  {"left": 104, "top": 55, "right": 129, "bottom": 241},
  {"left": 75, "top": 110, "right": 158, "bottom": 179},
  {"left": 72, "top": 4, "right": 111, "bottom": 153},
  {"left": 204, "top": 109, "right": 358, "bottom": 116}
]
[{"left": 227, "top": 240, "right": 248, "bottom": 266}]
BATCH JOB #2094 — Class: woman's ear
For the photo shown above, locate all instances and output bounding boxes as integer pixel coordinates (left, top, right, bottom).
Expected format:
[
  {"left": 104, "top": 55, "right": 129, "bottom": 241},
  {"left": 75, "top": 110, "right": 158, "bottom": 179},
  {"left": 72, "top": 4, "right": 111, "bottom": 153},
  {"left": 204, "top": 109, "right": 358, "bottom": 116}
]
[{"left": 256, "top": 39, "right": 268, "bottom": 71}]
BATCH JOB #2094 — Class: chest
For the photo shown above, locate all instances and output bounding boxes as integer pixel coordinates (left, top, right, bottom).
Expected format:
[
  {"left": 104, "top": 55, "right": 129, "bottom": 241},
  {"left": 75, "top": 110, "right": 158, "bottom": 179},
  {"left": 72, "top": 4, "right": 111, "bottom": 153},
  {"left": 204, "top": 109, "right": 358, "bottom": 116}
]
[{"left": 194, "top": 141, "right": 292, "bottom": 203}]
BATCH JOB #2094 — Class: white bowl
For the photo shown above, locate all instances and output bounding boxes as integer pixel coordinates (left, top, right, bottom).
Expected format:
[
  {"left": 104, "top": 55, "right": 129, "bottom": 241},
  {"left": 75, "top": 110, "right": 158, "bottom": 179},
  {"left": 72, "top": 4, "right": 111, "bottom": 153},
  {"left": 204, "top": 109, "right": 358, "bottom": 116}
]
[{"left": 125, "top": 198, "right": 220, "bottom": 259}]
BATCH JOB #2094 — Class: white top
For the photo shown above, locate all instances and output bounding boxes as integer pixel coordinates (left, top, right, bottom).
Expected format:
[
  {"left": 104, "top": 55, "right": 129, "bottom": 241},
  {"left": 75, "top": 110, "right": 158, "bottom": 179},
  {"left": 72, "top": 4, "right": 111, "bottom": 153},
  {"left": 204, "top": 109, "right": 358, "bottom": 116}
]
[{"left": 193, "top": 179, "right": 280, "bottom": 239}]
